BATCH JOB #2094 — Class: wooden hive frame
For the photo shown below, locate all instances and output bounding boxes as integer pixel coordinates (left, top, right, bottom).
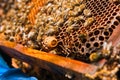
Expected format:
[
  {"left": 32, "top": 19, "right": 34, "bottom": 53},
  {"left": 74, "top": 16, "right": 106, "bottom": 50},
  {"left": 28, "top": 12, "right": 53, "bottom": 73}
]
[{"left": 0, "top": 25, "right": 120, "bottom": 79}]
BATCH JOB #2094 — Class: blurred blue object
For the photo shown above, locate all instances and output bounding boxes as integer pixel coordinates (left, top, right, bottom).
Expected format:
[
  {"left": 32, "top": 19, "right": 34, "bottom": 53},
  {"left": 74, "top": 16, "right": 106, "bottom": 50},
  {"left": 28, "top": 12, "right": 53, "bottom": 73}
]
[{"left": 0, "top": 54, "right": 38, "bottom": 80}]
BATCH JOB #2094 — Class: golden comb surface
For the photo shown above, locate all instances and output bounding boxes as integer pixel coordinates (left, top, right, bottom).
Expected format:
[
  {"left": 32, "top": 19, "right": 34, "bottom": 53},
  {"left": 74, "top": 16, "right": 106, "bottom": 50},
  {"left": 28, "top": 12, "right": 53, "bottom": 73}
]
[{"left": 28, "top": 0, "right": 46, "bottom": 24}]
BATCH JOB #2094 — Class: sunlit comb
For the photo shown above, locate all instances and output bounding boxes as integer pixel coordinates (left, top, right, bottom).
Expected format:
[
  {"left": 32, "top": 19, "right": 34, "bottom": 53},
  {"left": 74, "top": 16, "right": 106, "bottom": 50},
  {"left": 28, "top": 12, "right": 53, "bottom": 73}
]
[{"left": 28, "top": 0, "right": 46, "bottom": 24}]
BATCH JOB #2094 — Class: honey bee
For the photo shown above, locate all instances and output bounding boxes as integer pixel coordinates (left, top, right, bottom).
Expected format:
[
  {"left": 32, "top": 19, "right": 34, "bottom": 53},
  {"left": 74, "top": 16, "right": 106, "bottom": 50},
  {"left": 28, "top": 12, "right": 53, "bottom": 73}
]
[
  {"left": 84, "top": 17, "right": 95, "bottom": 27},
  {"left": 22, "top": 33, "right": 28, "bottom": 41},
  {"left": 74, "top": 15, "right": 85, "bottom": 22},
  {"left": 46, "top": 2, "right": 53, "bottom": 8},
  {"left": 9, "top": 36, "right": 15, "bottom": 42},
  {"left": 46, "top": 7, "right": 53, "bottom": 14},
  {"left": 24, "top": 25, "right": 32, "bottom": 34},
  {"left": 27, "top": 29, "right": 37, "bottom": 39},
  {"left": 0, "top": 25, "right": 6, "bottom": 33},
  {"left": 66, "top": 26, "right": 74, "bottom": 33},
  {"left": 102, "top": 42, "right": 112, "bottom": 56},
  {"left": 89, "top": 52, "right": 101, "bottom": 62},
  {"left": 78, "top": 33, "right": 87, "bottom": 42},
  {"left": 48, "top": 49, "right": 57, "bottom": 54},
  {"left": 74, "top": 0, "right": 84, "bottom": 4},
  {"left": 56, "top": 18, "right": 64, "bottom": 26},
  {"left": 45, "top": 27, "right": 56, "bottom": 36},
  {"left": 64, "top": 17, "right": 74, "bottom": 26},
  {"left": 79, "top": 4, "right": 86, "bottom": 12},
  {"left": 4, "top": 30, "right": 12, "bottom": 35},
  {"left": 68, "top": 10, "right": 76, "bottom": 17},
  {"left": 27, "top": 40, "right": 39, "bottom": 49},
  {"left": 72, "top": 4, "right": 86, "bottom": 16},
  {"left": 83, "top": 9, "right": 91, "bottom": 17},
  {"left": 37, "top": 34, "right": 43, "bottom": 42}
]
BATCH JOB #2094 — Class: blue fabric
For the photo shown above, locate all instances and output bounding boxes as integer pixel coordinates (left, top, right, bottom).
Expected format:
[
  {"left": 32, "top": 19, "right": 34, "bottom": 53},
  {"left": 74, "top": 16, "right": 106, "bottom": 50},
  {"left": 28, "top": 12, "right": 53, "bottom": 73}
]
[
  {"left": 0, "top": 54, "right": 37, "bottom": 80},
  {"left": 0, "top": 55, "right": 10, "bottom": 76}
]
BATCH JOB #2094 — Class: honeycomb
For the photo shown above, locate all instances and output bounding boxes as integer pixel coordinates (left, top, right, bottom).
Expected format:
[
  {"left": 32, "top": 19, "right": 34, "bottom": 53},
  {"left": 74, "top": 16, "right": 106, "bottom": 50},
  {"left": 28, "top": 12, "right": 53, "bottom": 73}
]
[
  {"left": 1, "top": 0, "right": 120, "bottom": 62},
  {"left": 56, "top": 0, "right": 120, "bottom": 61}
]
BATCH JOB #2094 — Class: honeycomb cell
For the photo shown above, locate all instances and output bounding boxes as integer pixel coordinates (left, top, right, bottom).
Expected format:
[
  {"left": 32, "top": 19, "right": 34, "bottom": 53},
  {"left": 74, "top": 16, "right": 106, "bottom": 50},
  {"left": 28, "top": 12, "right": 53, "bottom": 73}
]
[
  {"left": 107, "top": 21, "right": 111, "bottom": 24},
  {"left": 103, "top": 31, "right": 110, "bottom": 36},
  {"left": 100, "top": 14, "right": 104, "bottom": 17},
  {"left": 105, "top": 37, "right": 109, "bottom": 39},
  {"left": 104, "top": 18, "right": 108, "bottom": 21},
  {"left": 107, "top": 14, "right": 111, "bottom": 17},
  {"left": 100, "top": 42, "right": 104, "bottom": 45},
  {"left": 98, "top": 12, "right": 102, "bottom": 15},
  {"left": 75, "top": 42, "right": 79, "bottom": 47},
  {"left": 81, "top": 47, "right": 85, "bottom": 53},
  {"left": 79, "top": 44, "right": 82, "bottom": 48},
  {"left": 88, "top": 32, "right": 93, "bottom": 37},
  {"left": 108, "top": 27, "right": 113, "bottom": 33},
  {"left": 100, "top": 22, "right": 104, "bottom": 26},
  {"left": 111, "top": 25, "right": 116, "bottom": 29},
  {"left": 93, "top": 42, "right": 99, "bottom": 47},
  {"left": 81, "top": 38, "right": 87, "bottom": 43},
  {"left": 112, "top": 12, "right": 117, "bottom": 16},
  {"left": 114, "top": 21, "right": 119, "bottom": 26},
  {"left": 94, "top": 30, "right": 100, "bottom": 35},
  {"left": 115, "top": 8, "right": 119, "bottom": 12},
  {"left": 99, "top": 36, "right": 104, "bottom": 41},
  {"left": 90, "top": 37, "right": 95, "bottom": 41},
  {"left": 74, "top": 38, "right": 78, "bottom": 43},
  {"left": 59, "top": 32, "right": 64, "bottom": 36},
  {"left": 85, "top": 43, "right": 91, "bottom": 48},
  {"left": 116, "top": 16, "right": 120, "bottom": 22},
  {"left": 90, "top": 25, "right": 96, "bottom": 30},
  {"left": 109, "top": 16, "right": 114, "bottom": 20}
]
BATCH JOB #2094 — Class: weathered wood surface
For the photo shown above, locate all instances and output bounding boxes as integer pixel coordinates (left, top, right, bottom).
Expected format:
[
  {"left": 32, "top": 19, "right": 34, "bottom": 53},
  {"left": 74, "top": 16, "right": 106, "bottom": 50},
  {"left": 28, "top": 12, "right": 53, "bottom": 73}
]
[
  {"left": 0, "top": 39, "right": 98, "bottom": 76},
  {"left": 108, "top": 24, "right": 120, "bottom": 47}
]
